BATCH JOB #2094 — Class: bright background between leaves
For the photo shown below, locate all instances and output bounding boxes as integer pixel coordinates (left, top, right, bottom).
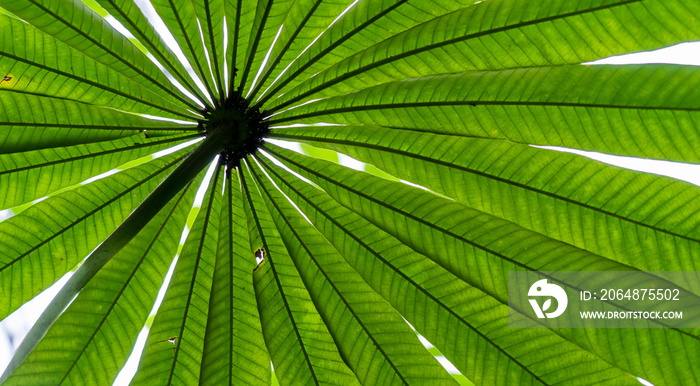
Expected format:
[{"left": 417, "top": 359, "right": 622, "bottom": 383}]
[{"left": 1, "top": 0, "right": 700, "bottom": 385}]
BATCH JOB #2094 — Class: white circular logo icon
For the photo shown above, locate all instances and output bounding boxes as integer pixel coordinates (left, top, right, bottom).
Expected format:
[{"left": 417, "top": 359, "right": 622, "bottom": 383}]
[{"left": 528, "top": 279, "right": 568, "bottom": 318}]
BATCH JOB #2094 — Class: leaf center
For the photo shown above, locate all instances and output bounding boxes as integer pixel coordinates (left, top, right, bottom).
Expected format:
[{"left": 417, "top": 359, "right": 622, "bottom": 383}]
[{"left": 201, "top": 94, "right": 269, "bottom": 167}]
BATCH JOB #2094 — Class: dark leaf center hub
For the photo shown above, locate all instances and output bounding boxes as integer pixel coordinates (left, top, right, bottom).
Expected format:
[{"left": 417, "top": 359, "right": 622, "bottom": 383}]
[{"left": 201, "top": 95, "right": 269, "bottom": 165}]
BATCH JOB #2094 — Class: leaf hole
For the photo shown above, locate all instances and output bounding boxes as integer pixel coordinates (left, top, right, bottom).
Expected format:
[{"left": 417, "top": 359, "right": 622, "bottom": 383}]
[{"left": 255, "top": 248, "right": 265, "bottom": 264}]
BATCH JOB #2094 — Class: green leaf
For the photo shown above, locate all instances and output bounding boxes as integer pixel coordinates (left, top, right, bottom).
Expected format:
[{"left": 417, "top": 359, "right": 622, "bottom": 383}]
[
  {"left": 0, "top": 133, "right": 199, "bottom": 210},
  {"left": 270, "top": 65, "right": 700, "bottom": 162},
  {"left": 260, "top": 145, "right": 700, "bottom": 384},
  {"left": 1, "top": 0, "right": 201, "bottom": 112},
  {"left": 0, "top": 90, "right": 197, "bottom": 153},
  {"left": 242, "top": 162, "right": 360, "bottom": 386},
  {"left": 200, "top": 166, "right": 270, "bottom": 385},
  {"left": 149, "top": 0, "right": 220, "bottom": 102},
  {"left": 265, "top": 0, "right": 700, "bottom": 113},
  {"left": 254, "top": 0, "right": 480, "bottom": 108},
  {"left": 254, "top": 153, "right": 643, "bottom": 385},
  {"left": 0, "top": 15, "right": 198, "bottom": 120},
  {"left": 132, "top": 164, "right": 222, "bottom": 385},
  {"left": 0, "top": 150, "right": 188, "bottom": 320},
  {"left": 235, "top": 0, "right": 276, "bottom": 93},
  {"left": 191, "top": 0, "right": 226, "bottom": 99},
  {"left": 3, "top": 170, "right": 202, "bottom": 386},
  {"left": 223, "top": 0, "right": 257, "bottom": 97},
  {"left": 93, "top": 0, "right": 209, "bottom": 102},
  {"left": 248, "top": 157, "right": 461, "bottom": 385},
  {"left": 244, "top": 0, "right": 355, "bottom": 100},
  {"left": 269, "top": 125, "right": 700, "bottom": 275}
]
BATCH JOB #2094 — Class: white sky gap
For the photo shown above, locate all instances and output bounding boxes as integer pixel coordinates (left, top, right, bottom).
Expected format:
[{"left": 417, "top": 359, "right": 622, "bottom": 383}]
[
  {"left": 401, "top": 318, "right": 466, "bottom": 378},
  {"left": 105, "top": 15, "right": 135, "bottom": 38},
  {"left": 259, "top": 145, "right": 320, "bottom": 189},
  {"left": 152, "top": 137, "right": 204, "bottom": 159},
  {"left": 269, "top": 122, "right": 344, "bottom": 129},
  {"left": 81, "top": 170, "right": 121, "bottom": 185},
  {"left": 247, "top": 25, "right": 285, "bottom": 99},
  {"left": 194, "top": 157, "right": 221, "bottom": 205},
  {"left": 637, "top": 378, "right": 654, "bottom": 386},
  {"left": 139, "top": 114, "right": 198, "bottom": 125},
  {"left": 337, "top": 153, "right": 364, "bottom": 171},
  {"left": 0, "top": 274, "right": 73, "bottom": 373},
  {"left": 263, "top": 97, "right": 323, "bottom": 120},
  {"left": 197, "top": 18, "right": 220, "bottom": 95},
  {"left": 586, "top": 41, "right": 700, "bottom": 66},
  {"left": 532, "top": 145, "right": 700, "bottom": 187},
  {"left": 223, "top": 17, "right": 230, "bottom": 92}
]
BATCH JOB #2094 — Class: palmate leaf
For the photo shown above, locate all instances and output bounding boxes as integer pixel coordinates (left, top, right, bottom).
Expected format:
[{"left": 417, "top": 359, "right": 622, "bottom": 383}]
[{"left": 0, "top": 0, "right": 699, "bottom": 385}]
